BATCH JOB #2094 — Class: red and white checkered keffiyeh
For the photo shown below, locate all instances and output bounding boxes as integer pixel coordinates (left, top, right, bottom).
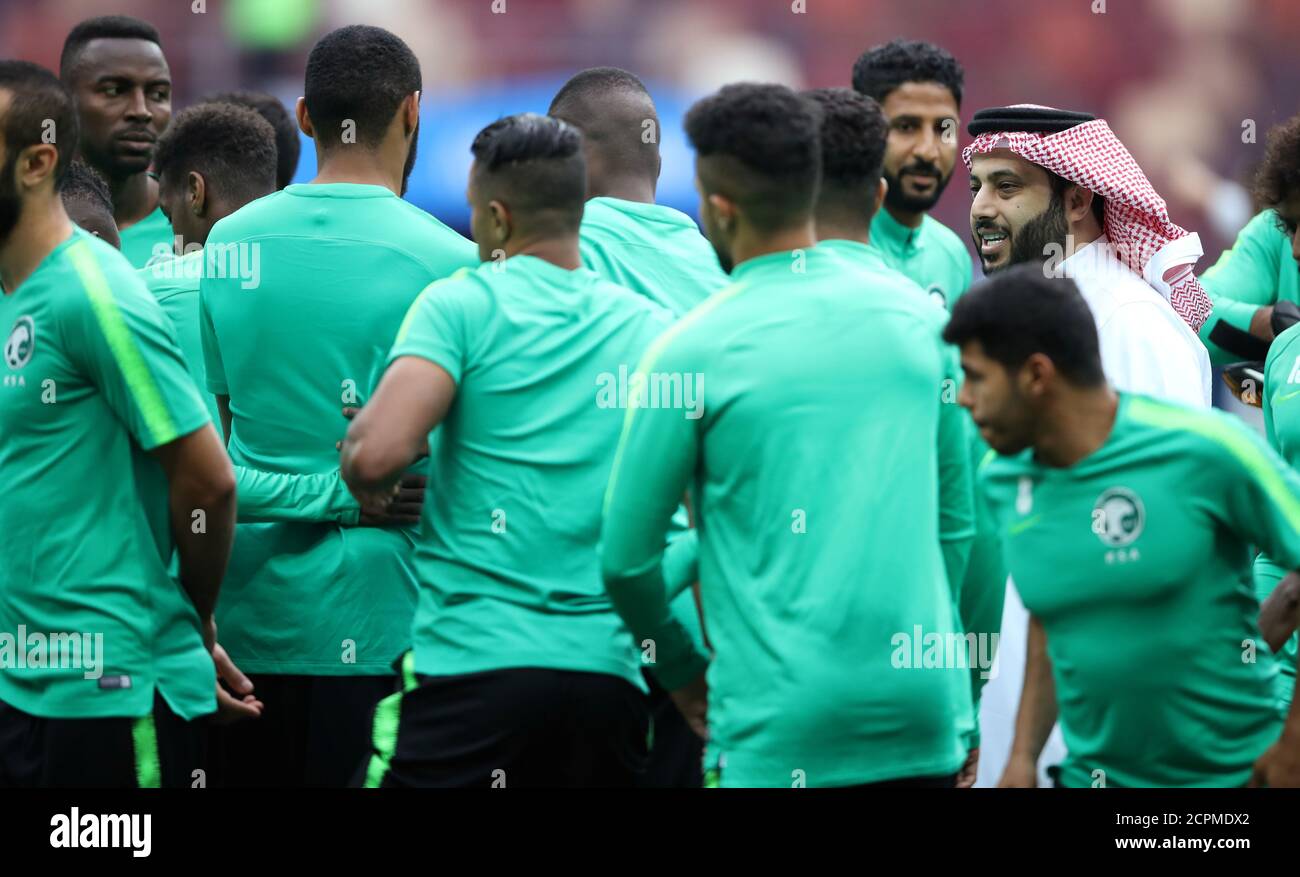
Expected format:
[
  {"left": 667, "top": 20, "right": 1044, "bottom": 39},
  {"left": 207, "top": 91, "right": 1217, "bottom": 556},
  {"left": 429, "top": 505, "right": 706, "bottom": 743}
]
[{"left": 962, "top": 106, "right": 1212, "bottom": 332}]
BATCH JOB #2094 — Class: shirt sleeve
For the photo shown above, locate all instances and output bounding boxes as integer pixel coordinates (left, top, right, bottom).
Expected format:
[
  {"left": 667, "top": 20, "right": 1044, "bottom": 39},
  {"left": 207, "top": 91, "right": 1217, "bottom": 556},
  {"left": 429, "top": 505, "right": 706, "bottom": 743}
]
[
  {"left": 600, "top": 329, "right": 711, "bottom": 690},
  {"left": 1098, "top": 301, "right": 1210, "bottom": 408},
  {"left": 65, "top": 243, "right": 211, "bottom": 451},
  {"left": 234, "top": 465, "right": 360, "bottom": 524},
  {"left": 1199, "top": 211, "right": 1285, "bottom": 365},
  {"left": 937, "top": 333, "right": 975, "bottom": 590},
  {"left": 198, "top": 276, "right": 228, "bottom": 396},
  {"left": 387, "top": 274, "right": 479, "bottom": 382},
  {"left": 1212, "top": 415, "right": 1300, "bottom": 572}
]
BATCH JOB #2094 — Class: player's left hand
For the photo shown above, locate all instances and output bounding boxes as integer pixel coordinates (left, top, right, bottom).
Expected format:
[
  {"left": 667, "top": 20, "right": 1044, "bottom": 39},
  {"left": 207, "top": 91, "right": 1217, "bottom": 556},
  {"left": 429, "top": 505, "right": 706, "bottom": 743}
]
[
  {"left": 212, "top": 640, "right": 264, "bottom": 725},
  {"left": 957, "top": 747, "right": 979, "bottom": 788},
  {"left": 1249, "top": 735, "right": 1300, "bottom": 787}
]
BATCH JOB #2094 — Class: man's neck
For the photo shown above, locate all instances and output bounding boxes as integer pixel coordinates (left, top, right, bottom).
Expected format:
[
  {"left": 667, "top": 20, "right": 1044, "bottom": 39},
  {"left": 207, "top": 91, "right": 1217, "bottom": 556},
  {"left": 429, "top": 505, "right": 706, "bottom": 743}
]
[
  {"left": 1033, "top": 386, "right": 1119, "bottom": 468},
  {"left": 1, "top": 200, "right": 74, "bottom": 293},
  {"left": 731, "top": 222, "right": 817, "bottom": 269},
  {"left": 507, "top": 234, "right": 582, "bottom": 271},
  {"left": 109, "top": 171, "right": 158, "bottom": 229},
  {"left": 814, "top": 216, "right": 871, "bottom": 247},
  {"left": 588, "top": 176, "right": 655, "bottom": 205},
  {"left": 883, "top": 201, "right": 924, "bottom": 231},
  {"left": 312, "top": 145, "right": 403, "bottom": 195}
]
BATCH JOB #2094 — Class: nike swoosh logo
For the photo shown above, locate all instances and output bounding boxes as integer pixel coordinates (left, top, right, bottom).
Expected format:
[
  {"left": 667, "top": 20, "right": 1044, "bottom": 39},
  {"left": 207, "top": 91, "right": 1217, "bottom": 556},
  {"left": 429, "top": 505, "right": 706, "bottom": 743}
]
[{"left": 1277, "top": 388, "right": 1300, "bottom": 403}]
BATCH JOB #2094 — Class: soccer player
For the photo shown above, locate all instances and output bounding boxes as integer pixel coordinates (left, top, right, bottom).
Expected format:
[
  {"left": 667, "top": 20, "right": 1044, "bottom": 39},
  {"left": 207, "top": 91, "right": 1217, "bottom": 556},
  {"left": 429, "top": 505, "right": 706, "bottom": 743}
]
[
  {"left": 806, "top": 86, "right": 986, "bottom": 787},
  {"left": 1198, "top": 112, "right": 1300, "bottom": 364},
  {"left": 851, "top": 39, "right": 971, "bottom": 309},
  {"left": 60, "top": 159, "right": 119, "bottom": 248},
  {"left": 965, "top": 104, "right": 1215, "bottom": 784},
  {"left": 0, "top": 62, "right": 239, "bottom": 787},
  {"left": 1249, "top": 117, "right": 1300, "bottom": 709},
  {"left": 600, "top": 83, "right": 971, "bottom": 788},
  {"left": 200, "top": 90, "right": 302, "bottom": 190},
  {"left": 549, "top": 67, "right": 728, "bottom": 314},
  {"left": 341, "top": 113, "right": 671, "bottom": 788},
  {"left": 946, "top": 266, "right": 1300, "bottom": 788},
  {"left": 59, "top": 15, "right": 173, "bottom": 268},
  {"left": 199, "top": 25, "right": 476, "bottom": 787},
  {"left": 549, "top": 66, "right": 723, "bottom": 787}
]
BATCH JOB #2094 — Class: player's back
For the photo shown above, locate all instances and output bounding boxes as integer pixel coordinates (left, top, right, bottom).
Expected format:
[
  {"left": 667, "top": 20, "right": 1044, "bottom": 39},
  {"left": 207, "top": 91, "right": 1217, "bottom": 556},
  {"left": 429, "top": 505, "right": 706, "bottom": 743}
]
[
  {"left": 199, "top": 182, "right": 478, "bottom": 675},
  {"left": 649, "top": 246, "right": 967, "bottom": 785},
  {"left": 579, "top": 196, "right": 728, "bottom": 316},
  {"left": 390, "top": 256, "right": 673, "bottom": 685}
]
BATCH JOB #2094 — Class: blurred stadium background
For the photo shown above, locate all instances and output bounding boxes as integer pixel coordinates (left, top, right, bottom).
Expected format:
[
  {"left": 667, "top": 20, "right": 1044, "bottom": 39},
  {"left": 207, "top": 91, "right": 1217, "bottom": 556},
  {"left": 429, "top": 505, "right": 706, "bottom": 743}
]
[{"left": 2, "top": 0, "right": 1296, "bottom": 251}]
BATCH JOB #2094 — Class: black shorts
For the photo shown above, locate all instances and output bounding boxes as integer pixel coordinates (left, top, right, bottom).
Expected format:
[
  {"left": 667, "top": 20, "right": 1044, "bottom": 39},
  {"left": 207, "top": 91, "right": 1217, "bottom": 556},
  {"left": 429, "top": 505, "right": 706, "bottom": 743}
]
[
  {"left": 208, "top": 672, "right": 395, "bottom": 788},
  {"left": 0, "top": 691, "right": 208, "bottom": 788},
  {"left": 363, "top": 660, "right": 650, "bottom": 788},
  {"left": 639, "top": 669, "right": 704, "bottom": 788}
]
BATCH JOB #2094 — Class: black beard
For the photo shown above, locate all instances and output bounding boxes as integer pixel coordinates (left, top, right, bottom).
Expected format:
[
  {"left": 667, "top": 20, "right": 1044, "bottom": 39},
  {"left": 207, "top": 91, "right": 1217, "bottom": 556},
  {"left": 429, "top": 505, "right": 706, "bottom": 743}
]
[
  {"left": 883, "top": 162, "right": 952, "bottom": 214},
  {"left": 401, "top": 122, "right": 420, "bottom": 197},
  {"left": 0, "top": 154, "right": 21, "bottom": 247},
  {"left": 987, "top": 194, "right": 1070, "bottom": 275}
]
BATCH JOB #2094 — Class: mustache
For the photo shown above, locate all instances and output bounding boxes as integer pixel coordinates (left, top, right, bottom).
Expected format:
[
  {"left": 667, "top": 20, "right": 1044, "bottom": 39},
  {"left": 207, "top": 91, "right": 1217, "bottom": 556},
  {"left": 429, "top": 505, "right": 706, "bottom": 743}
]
[
  {"left": 899, "top": 160, "right": 943, "bottom": 177},
  {"left": 114, "top": 127, "right": 156, "bottom": 141},
  {"left": 972, "top": 218, "right": 1010, "bottom": 234}
]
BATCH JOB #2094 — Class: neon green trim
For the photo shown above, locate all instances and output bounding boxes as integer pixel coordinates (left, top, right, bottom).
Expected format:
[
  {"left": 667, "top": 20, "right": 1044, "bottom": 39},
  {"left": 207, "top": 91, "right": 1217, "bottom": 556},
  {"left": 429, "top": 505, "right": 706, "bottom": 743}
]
[
  {"left": 1276, "top": 388, "right": 1300, "bottom": 404},
  {"left": 400, "top": 650, "right": 417, "bottom": 692},
  {"left": 1128, "top": 396, "right": 1300, "bottom": 533},
  {"left": 132, "top": 713, "right": 161, "bottom": 788},
  {"left": 603, "top": 280, "right": 748, "bottom": 518},
  {"left": 67, "top": 240, "right": 178, "bottom": 446},
  {"left": 393, "top": 268, "right": 473, "bottom": 346},
  {"left": 1009, "top": 514, "right": 1041, "bottom": 535},
  {"left": 363, "top": 691, "right": 403, "bottom": 788}
]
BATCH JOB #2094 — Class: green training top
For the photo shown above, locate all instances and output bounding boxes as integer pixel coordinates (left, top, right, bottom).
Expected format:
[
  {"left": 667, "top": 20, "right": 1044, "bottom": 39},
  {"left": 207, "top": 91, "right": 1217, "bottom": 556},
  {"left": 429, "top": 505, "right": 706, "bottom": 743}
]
[
  {"left": 389, "top": 255, "right": 673, "bottom": 685},
  {"left": 868, "top": 208, "right": 973, "bottom": 311},
  {"left": 579, "top": 197, "right": 728, "bottom": 316},
  {"left": 601, "top": 246, "right": 971, "bottom": 788},
  {"left": 200, "top": 183, "right": 478, "bottom": 675},
  {"left": 982, "top": 393, "right": 1299, "bottom": 787},
  {"left": 0, "top": 229, "right": 214, "bottom": 720},
  {"left": 119, "top": 206, "right": 175, "bottom": 270},
  {"left": 1200, "top": 209, "right": 1300, "bottom": 365}
]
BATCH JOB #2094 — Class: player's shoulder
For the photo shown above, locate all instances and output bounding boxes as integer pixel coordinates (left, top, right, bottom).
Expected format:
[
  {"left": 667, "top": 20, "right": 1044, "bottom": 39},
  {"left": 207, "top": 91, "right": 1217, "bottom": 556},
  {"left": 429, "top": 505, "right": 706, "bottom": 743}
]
[
  {"left": 1122, "top": 393, "right": 1262, "bottom": 463},
  {"left": 138, "top": 250, "right": 203, "bottom": 301},
  {"left": 586, "top": 270, "right": 675, "bottom": 328},
  {"left": 1267, "top": 321, "right": 1300, "bottom": 379},
  {"left": 56, "top": 231, "right": 152, "bottom": 305}
]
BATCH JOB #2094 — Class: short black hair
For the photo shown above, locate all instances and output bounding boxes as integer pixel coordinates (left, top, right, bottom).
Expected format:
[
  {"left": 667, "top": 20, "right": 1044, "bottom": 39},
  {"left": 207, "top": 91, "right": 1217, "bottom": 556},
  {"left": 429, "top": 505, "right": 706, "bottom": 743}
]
[
  {"left": 60, "top": 15, "right": 162, "bottom": 82},
  {"left": 0, "top": 61, "right": 79, "bottom": 189},
  {"left": 851, "top": 39, "right": 963, "bottom": 107},
  {"left": 304, "top": 25, "right": 421, "bottom": 150},
  {"left": 943, "top": 265, "right": 1105, "bottom": 386},
  {"left": 684, "top": 83, "right": 822, "bottom": 232},
  {"left": 153, "top": 102, "right": 277, "bottom": 204},
  {"left": 1255, "top": 113, "right": 1300, "bottom": 209},
  {"left": 548, "top": 67, "right": 658, "bottom": 180},
  {"left": 201, "top": 90, "right": 300, "bottom": 189},
  {"left": 803, "top": 87, "right": 887, "bottom": 210},
  {"left": 471, "top": 112, "right": 585, "bottom": 232},
  {"left": 60, "top": 159, "right": 113, "bottom": 213}
]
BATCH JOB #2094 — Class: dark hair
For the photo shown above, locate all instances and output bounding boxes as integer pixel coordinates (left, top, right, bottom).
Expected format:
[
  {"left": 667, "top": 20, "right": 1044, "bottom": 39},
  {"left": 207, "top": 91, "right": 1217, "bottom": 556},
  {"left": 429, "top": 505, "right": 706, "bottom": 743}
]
[
  {"left": 803, "top": 87, "right": 887, "bottom": 205},
  {"left": 942, "top": 264, "right": 1105, "bottom": 386},
  {"left": 153, "top": 102, "right": 277, "bottom": 204},
  {"left": 470, "top": 112, "right": 585, "bottom": 231},
  {"left": 549, "top": 66, "right": 650, "bottom": 116},
  {"left": 60, "top": 159, "right": 113, "bottom": 212},
  {"left": 60, "top": 15, "right": 162, "bottom": 81},
  {"left": 851, "top": 39, "right": 963, "bottom": 107},
  {"left": 202, "top": 90, "right": 300, "bottom": 189},
  {"left": 304, "top": 25, "right": 421, "bottom": 150},
  {"left": 684, "top": 82, "right": 821, "bottom": 232},
  {"left": 1255, "top": 113, "right": 1300, "bottom": 210},
  {"left": 548, "top": 67, "right": 658, "bottom": 180},
  {"left": 0, "top": 61, "right": 79, "bottom": 189}
]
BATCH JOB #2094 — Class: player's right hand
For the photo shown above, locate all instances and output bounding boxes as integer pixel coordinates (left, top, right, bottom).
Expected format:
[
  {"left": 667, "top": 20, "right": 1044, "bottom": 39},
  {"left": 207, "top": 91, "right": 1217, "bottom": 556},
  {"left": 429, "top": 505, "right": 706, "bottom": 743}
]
[
  {"left": 357, "top": 473, "right": 426, "bottom": 526},
  {"left": 998, "top": 753, "right": 1039, "bottom": 788},
  {"left": 212, "top": 640, "right": 264, "bottom": 724},
  {"left": 670, "top": 673, "right": 709, "bottom": 741}
]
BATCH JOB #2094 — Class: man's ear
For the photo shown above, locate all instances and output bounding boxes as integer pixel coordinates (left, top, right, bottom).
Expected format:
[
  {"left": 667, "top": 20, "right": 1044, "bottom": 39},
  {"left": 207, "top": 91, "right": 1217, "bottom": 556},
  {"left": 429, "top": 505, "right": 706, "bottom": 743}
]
[
  {"left": 488, "top": 198, "right": 511, "bottom": 244},
  {"left": 188, "top": 170, "right": 208, "bottom": 217},
  {"left": 872, "top": 177, "right": 888, "bottom": 216},
  {"left": 707, "top": 192, "right": 736, "bottom": 230},
  {"left": 1022, "top": 352, "right": 1057, "bottom": 398},
  {"left": 403, "top": 91, "right": 420, "bottom": 137},
  {"left": 16, "top": 143, "right": 60, "bottom": 191},
  {"left": 295, "top": 97, "right": 314, "bottom": 138},
  {"left": 1065, "top": 184, "right": 1096, "bottom": 225}
]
